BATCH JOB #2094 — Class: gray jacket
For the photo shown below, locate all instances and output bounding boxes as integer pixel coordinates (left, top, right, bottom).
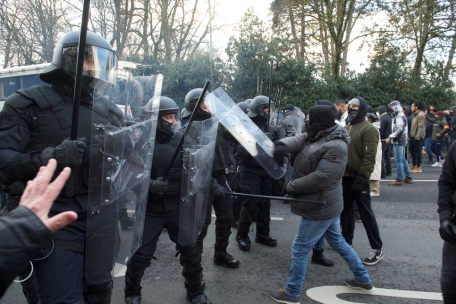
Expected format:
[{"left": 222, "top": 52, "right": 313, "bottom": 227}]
[
  {"left": 279, "top": 110, "right": 300, "bottom": 138},
  {"left": 279, "top": 124, "right": 350, "bottom": 220}
]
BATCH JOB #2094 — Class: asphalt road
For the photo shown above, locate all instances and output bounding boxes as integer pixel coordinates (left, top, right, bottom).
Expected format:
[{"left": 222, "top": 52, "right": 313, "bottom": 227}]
[{"left": 1, "top": 160, "right": 446, "bottom": 304}]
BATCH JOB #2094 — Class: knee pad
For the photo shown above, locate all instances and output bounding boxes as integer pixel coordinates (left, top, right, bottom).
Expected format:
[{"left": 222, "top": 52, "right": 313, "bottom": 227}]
[{"left": 84, "top": 280, "right": 113, "bottom": 304}]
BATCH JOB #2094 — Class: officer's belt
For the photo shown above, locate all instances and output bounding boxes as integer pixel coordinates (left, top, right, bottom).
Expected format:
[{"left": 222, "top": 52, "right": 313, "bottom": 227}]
[{"left": 48, "top": 240, "right": 85, "bottom": 254}]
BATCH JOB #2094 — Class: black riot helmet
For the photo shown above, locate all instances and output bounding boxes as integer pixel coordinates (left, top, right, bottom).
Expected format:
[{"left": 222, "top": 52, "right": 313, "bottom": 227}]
[
  {"left": 40, "top": 30, "right": 118, "bottom": 95},
  {"left": 248, "top": 95, "right": 269, "bottom": 119},
  {"left": 158, "top": 96, "right": 180, "bottom": 135},
  {"left": 237, "top": 101, "right": 250, "bottom": 114},
  {"left": 183, "top": 88, "right": 210, "bottom": 120}
]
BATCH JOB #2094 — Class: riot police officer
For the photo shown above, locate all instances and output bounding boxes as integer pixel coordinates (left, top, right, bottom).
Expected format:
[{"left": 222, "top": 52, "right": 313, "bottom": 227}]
[
  {"left": 278, "top": 104, "right": 300, "bottom": 138},
  {"left": 124, "top": 96, "right": 211, "bottom": 304},
  {"left": 236, "top": 95, "right": 278, "bottom": 251},
  {"left": 184, "top": 88, "right": 240, "bottom": 269},
  {"left": 0, "top": 30, "right": 122, "bottom": 303}
]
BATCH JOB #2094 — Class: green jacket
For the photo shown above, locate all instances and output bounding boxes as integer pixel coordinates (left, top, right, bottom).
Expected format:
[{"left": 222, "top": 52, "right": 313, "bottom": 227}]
[
  {"left": 426, "top": 116, "right": 449, "bottom": 141},
  {"left": 344, "top": 120, "right": 379, "bottom": 178},
  {"left": 410, "top": 110, "right": 426, "bottom": 140}
]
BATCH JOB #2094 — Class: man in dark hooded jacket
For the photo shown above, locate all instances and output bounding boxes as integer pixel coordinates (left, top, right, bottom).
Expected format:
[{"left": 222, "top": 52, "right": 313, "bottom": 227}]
[
  {"left": 377, "top": 106, "right": 392, "bottom": 177},
  {"left": 269, "top": 105, "right": 374, "bottom": 304},
  {"left": 341, "top": 97, "right": 383, "bottom": 266}
]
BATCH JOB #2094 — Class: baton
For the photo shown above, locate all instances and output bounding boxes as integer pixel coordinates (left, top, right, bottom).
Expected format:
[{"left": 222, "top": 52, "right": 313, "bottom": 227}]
[
  {"left": 224, "top": 191, "right": 324, "bottom": 204},
  {"left": 163, "top": 80, "right": 210, "bottom": 178},
  {"left": 267, "top": 60, "right": 273, "bottom": 126}
]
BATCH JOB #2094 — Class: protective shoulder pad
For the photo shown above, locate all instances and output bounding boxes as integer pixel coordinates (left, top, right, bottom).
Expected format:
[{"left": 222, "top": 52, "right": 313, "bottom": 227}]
[{"left": 17, "top": 85, "right": 71, "bottom": 129}]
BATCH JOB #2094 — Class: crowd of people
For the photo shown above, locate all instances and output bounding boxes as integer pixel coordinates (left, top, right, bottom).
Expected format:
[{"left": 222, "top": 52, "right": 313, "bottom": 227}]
[{"left": 0, "top": 29, "right": 455, "bottom": 304}]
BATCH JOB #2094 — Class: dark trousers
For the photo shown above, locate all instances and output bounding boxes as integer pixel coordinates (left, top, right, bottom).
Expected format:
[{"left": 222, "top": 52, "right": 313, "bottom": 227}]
[
  {"left": 341, "top": 176, "right": 383, "bottom": 250},
  {"left": 238, "top": 165, "right": 272, "bottom": 236},
  {"left": 381, "top": 141, "right": 392, "bottom": 176},
  {"left": 198, "top": 174, "right": 233, "bottom": 252},
  {"left": 431, "top": 140, "right": 444, "bottom": 162},
  {"left": 136, "top": 199, "right": 180, "bottom": 256},
  {"left": 441, "top": 241, "right": 456, "bottom": 304},
  {"left": 409, "top": 137, "right": 424, "bottom": 166}
]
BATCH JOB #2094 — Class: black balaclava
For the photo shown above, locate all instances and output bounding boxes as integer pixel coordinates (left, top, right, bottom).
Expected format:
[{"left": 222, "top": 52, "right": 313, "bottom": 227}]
[
  {"left": 194, "top": 103, "right": 212, "bottom": 121},
  {"left": 305, "top": 105, "right": 336, "bottom": 139},
  {"left": 346, "top": 96, "right": 368, "bottom": 125}
]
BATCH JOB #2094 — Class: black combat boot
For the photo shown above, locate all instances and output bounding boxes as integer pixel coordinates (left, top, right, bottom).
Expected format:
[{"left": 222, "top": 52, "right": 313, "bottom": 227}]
[
  {"left": 185, "top": 279, "right": 205, "bottom": 291},
  {"left": 236, "top": 221, "right": 251, "bottom": 251},
  {"left": 186, "top": 292, "right": 212, "bottom": 304},
  {"left": 214, "top": 245, "right": 240, "bottom": 268},
  {"left": 311, "top": 248, "right": 334, "bottom": 267},
  {"left": 124, "top": 254, "right": 152, "bottom": 304},
  {"left": 255, "top": 234, "right": 277, "bottom": 247}
]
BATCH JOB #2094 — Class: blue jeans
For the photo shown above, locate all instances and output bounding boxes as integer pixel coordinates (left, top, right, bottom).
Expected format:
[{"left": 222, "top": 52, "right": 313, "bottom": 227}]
[
  {"left": 393, "top": 144, "right": 411, "bottom": 181},
  {"left": 284, "top": 216, "right": 371, "bottom": 297},
  {"left": 314, "top": 235, "right": 325, "bottom": 250},
  {"left": 424, "top": 137, "right": 433, "bottom": 162}
]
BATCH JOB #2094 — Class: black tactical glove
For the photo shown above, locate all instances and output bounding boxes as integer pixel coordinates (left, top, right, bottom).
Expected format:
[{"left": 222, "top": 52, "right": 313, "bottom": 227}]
[
  {"left": 439, "top": 218, "right": 456, "bottom": 243},
  {"left": 273, "top": 142, "right": 289, "bottom": 166},
  {"left": 149, "top": 177, "right": 168, "bottom": 195},
  {"left": 265, "top": 132, "right": 273, "bottom": 141},
  {"left": 41, "top": 139, "right": 87, "bottom": 167},
  {"left": 351, "top": 174, "right": 368, "bottom": 193},
  {"left": 210, "top": 178, "right": 226, "bottom": 197}
]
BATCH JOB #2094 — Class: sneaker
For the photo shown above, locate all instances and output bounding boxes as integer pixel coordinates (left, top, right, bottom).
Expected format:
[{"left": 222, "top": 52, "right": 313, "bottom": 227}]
[
  {"left": 410, "top": 165, "right": 416, "bottom": 171},
  {"left": 344, "top": 277, "right": 375, "bottom": 292},
  {"left": 370, "top": 191, "right": 379, "bottom": 197},
  {"left": 388, "top": 179, "right": 403, "bottom": 186},
  {"left": 363, "top": 249, "right": 383, "bottom": 266},
  {"left": 269, "top": 287, "right": 300, "bottom": 304},
  {"left": 432, "top": 162, "right": 442, "bottom": 167},
  {"left": 403, "top": 177, "right": 413, "bottom": 184},
  {"left": 410, "top": 166, "right": 422, "bottom": 173}
]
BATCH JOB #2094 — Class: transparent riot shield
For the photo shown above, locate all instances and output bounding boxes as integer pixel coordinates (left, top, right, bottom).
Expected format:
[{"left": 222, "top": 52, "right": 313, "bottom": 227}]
[
  {"left": 178, "top": 118, "right": 219, "bottom": 247},
  {"left": 85, "top": 75, "right": 163, "bottom": 284},
  {"left": 205, "top": 88, "right": 287, "bottom": 179}
]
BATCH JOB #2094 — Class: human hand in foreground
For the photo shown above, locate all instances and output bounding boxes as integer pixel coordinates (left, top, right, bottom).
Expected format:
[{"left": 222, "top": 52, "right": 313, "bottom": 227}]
[{"left": 19, "top": 159, "right": 78, "bottom": 233}]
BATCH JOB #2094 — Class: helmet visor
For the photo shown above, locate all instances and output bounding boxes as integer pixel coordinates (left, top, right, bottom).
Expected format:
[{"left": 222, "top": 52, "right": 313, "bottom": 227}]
[{"left": 62, "top": 45, "right": 117, "bottom": 85}]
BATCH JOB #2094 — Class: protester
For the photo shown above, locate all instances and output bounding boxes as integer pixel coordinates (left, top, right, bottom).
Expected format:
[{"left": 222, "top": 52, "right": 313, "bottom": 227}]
[
  {"left": 424, "top": 109, "right": 434, "bottom": 164},
  {"left": 0, "top": 159, "right": 77, "bottom": 298},
  {"left": 387, "top": 101, "right": 413, "bottom": 186},
  {"left": 376, "top": 106, "right": 392, "bottom": 178},
  {"left": 269, "top": 105, "right": 374, "bottom": 304},
  {"left": 334, "top": 99, "right": 348, "bottom": 127},
  {"left": 341, "top": 97, "right": 383, "bottom": 266},
  {"left": 409, "top": 101, "right": 426, "bottom": 173},
  {"left": 426, "top": 110, "right": 450, "bottom": 167}
]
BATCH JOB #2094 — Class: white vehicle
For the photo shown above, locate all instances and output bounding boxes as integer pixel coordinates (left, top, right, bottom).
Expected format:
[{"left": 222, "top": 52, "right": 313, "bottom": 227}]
[
  {"left": 0, "top": 61, "right": 142, "bottom": 113},
  {"left": 0, "top": 63, "right": 50, "bottom": 110}
]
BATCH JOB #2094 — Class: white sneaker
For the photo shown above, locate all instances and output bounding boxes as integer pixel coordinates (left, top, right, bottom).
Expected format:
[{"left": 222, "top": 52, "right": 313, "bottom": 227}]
[
  {"left": 370, "top": 192, "right": 379, "bottom": 197},
  {"left": 432, "top": 162, "right": 442, "bottom": 167}
]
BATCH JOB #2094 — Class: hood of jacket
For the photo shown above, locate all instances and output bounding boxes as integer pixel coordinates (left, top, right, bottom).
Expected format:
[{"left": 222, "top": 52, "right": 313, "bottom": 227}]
[{"left": 388, "top": 100, "right": 403, "bottom": 116}]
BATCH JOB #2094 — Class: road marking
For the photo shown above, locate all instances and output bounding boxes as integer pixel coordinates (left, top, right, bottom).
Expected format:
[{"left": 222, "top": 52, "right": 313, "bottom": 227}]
[
  {"left": 306, "top": 286, "right": 442, "bottom": 303},
  {"left": 380, "top": 180, "right": 438, "bottom": 182}
]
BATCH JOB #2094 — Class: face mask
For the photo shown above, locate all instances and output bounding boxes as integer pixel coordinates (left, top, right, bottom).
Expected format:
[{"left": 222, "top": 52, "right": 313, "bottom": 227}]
[
  {"left": 195, "top": 106, "right": 212, "bottom": 120},
  {"left": 346, "top": 108, "right": 358, "bottom": 124}
]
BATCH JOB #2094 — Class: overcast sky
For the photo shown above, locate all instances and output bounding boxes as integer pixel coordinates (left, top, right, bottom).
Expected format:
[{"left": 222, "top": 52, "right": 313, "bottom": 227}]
[{"left": 210, "top": 0, "right": 370, "bottom": 73}]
